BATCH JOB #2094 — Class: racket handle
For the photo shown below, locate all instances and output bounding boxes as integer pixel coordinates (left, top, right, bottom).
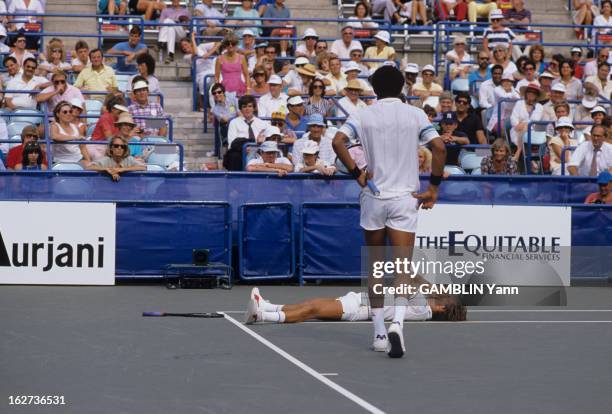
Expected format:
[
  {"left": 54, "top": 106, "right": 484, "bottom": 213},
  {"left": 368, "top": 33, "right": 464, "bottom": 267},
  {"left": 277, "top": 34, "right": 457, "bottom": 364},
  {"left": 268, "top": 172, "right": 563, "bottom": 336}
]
[
  {"left": 367, "top": 180, "right": 380, "bottom": 196},
  {"left": 142, "top": 312, "right": 165, "bottom": 317}
]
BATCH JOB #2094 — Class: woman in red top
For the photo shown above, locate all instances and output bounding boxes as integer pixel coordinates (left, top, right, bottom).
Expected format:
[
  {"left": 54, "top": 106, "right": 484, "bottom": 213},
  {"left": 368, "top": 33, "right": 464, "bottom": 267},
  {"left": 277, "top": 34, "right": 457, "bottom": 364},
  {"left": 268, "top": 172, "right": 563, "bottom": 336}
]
[{"left": 89, "top": 95, "right": 128, "bottom": 161}]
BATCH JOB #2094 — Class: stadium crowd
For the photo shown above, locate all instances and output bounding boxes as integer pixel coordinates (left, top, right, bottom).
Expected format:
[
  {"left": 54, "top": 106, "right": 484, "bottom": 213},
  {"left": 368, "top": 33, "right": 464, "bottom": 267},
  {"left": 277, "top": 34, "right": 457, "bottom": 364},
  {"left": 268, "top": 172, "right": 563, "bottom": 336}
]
[{"left": 0, "top": 0, "right": 610, "bottom": 202}]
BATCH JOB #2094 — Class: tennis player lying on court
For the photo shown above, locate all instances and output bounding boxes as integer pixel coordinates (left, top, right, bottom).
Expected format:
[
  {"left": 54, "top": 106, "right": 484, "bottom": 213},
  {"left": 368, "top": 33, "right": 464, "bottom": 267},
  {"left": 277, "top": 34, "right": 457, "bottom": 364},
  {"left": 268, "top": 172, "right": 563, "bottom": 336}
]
[{"left": 244, "top": 288, "right": 466, "bottom": 325}]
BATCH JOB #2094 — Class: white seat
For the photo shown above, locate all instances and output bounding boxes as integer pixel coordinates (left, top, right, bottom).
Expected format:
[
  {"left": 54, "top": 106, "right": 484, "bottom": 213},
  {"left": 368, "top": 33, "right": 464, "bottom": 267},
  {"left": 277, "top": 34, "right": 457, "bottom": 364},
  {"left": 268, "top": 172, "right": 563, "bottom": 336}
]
[
  {"left": 444, "top": 165, "right": 466, "bottom": 175},
  {"left": 52, "top": 163, "right": 84, "bottom": 171}
]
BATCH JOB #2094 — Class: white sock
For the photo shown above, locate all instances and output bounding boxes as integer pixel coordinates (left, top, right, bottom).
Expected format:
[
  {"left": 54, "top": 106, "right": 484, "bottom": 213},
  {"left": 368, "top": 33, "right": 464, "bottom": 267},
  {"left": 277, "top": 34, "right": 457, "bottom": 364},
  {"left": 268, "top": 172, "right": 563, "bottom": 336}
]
[
  {"left": 261, "top": 311, "right": 286, "bottom": 323},
  {"left": 371, "top": 308, "right": 386, "bottom": 338},
  {"left": 393, "top": 297, "right": 408, "bottom": 327},
  {"left": 262, "top": 302, "right": 284, "bottom": 312}
]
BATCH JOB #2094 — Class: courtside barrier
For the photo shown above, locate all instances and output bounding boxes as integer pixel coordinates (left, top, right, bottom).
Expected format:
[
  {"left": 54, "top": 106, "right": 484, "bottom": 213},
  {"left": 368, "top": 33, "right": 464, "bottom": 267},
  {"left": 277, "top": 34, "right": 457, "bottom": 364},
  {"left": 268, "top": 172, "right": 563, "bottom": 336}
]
[
  {"left": 300, "top": 202, "right": 364, "bottom": 282},
  {"left": 238, "top": 203, "right": 295, "bottom": 280},
  {"left": 115, "top": 200, "right": 232, "bottom": 277}
]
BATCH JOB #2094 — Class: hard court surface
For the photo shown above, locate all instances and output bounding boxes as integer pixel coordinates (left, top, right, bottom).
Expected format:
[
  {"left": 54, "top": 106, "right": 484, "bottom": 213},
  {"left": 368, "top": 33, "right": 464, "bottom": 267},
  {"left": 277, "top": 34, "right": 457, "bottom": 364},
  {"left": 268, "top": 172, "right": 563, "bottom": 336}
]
[{"left": 1, "top": 284, "right": 612, "bottom": 414}]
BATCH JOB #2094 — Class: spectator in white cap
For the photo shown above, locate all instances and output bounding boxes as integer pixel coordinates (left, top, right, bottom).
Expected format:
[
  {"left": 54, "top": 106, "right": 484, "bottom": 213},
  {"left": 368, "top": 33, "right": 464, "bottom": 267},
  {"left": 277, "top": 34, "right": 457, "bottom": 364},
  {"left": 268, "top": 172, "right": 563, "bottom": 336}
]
[
  {"left": 584, "top": 61, "right": 612, "bottom": 98},
  {"left": 570, "top": 47, "right": 585, "bottom": 79},
  {"left": 296, "top": 28, "right": 319, "bottom": 63},
  {"left": 283, "top": 56, "right": 309, "bottom": 91},
  {"left": 128, "top": 79, "right": 168, "bottom": 138},
  {"left": 349, "top": 44, "right": 369, "bottom": 75},
  {"left": 296, "top": 139, "right": 336, "bottom": 175},
  {"left": 323, "top": 56, "right": 347, "bottom": 95},
  {"left": 487, "top": 72, "right": 519, "bottom": 135},
  {"left": 584, "top": 106, "right": 608, "bottom": 141},
  {"left": 342, "top": 61, "right": 372, "bottom": 95},
  {"left": 338, "top": 79, "right": 367, "bottom": 119},
  {"left": 447, "top": 35, "right": 471, "bottom": 80},
  {"left": 286, "top": 95, "right": 308, "bottom": 134},
  {"left": 246, "top": 140, "right": 293, "bottom": 175},
  {"left": 538, "top": 71, "right": 555, "bottom": 101},
  {"left": 574, "top": 94, "right": 599, "bottom": 137},
  {"left": 239, "top": 29, "right": 257, "bottom": 71},
  {"left": 263, "top": 125, "right": 282, "bottom": 142},
  {"left": 292, "top": 113, "right": 335, "bottom": 167},
  {"left": 0, "top": 25, "right": 9, "bottom": 55},
  {"left": 541, "top": 83, "right": 567, "bottom": 129},
  {"left": 468, "top": 0, "right": 498, "bottom": 23},
  {"left": 548, "top": 116, "right": 577, "bottom": 175},
  {"left": 330, "top": 26, "right": 363, "bottom": 62},
  {"left": 35, "top": 70, "right": 85, "bottom": 113},
  {"left": 257, "top": 74, "right": 289, "bottom": 118},
  {"left": 402, "top": 63, "right": 419, "bottom": 97},
  {"left": 364, "top": 31, "right": 395, "bottom": 71},
  {"left": 413, "top": 64, "right": 442, "bottom": 102},
  {"left": 482, "top": 9, "right": 515, "bottom": 54}
]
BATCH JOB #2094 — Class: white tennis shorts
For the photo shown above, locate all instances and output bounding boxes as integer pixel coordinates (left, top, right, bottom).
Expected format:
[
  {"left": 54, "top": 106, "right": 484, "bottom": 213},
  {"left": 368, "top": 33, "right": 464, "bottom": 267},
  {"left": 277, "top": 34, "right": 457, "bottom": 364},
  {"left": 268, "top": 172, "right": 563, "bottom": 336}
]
[
  {"left": 360, "top": 192, "right": 419, "bottom": 233},
  {"left": 337, "top": 291, "right": 369, "bottom": 321}
]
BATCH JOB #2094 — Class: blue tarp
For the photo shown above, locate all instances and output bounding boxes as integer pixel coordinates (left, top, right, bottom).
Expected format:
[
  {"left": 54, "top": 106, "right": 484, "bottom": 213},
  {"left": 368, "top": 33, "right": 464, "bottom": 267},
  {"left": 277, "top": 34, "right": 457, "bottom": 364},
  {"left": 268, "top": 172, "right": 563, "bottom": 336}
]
[{"left": 238, "top": 203, "right": 294, "bottom": 280}]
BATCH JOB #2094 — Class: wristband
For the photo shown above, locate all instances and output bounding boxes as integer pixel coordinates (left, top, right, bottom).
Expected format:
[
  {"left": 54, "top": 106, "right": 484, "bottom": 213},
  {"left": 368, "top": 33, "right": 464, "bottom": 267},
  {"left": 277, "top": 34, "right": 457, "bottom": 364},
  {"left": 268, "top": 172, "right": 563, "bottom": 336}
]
[
  {"left": 350, "top": 165, "right": 362, "bottom": 179},
  {"left": 429, "top": 174, "right": 442, "bottom": 186}
]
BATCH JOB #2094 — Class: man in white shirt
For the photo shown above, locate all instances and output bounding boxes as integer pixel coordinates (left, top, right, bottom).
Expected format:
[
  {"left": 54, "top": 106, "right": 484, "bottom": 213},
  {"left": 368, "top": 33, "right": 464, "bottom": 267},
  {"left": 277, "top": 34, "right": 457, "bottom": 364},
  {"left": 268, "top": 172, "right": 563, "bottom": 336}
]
[
  {"left": 5, "top": 57, "right": 49, "bottom": 110},
  {"left": 324, "top": 56, "right": 346, "bottom": 95},
  {"left": 282, "top": 56, "right": 309, "bottom": 92},
  {"left": 337, "top": 79, "right": 367, "bottom": 119},
  {"left": 295, "top": 28, "right": 318, "bottom": 63},
  {"left": 568, "top": 125, "right": 612, "bottom": 176},
  {"left": 292, "top": 113, "right": 335, "bottom": 167},
  {"left": 583, "top": 48, "right": 609, "bottom": 80},
  {"left": 257, "top": 74, "right": 288, "bottom": 118},
  {"left": 584, "top": 62, "right": 612, "bottom": 99},
  {"left": 330, "top": 26, "right": 362, "bottom": 62},
  {"left": 227, "top": 95, "right": 269, "bottom": 147},
  {"left": 332, "top": 65, "right": 446, "bottom": 358},
  {"left": 478, "top": 64, "right": 503, "bottom": 110}
]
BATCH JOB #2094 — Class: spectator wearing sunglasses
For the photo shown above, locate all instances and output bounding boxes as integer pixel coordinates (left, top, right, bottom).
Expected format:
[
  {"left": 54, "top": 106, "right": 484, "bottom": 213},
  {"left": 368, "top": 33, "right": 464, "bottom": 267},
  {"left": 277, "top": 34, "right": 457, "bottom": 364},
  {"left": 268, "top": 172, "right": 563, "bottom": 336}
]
[
  {"left": 14, "top": 141, "right": 47, "bottom": 171},
  {"left": 210, "top": 83, "right": 239, "bottom": 147},
  {"left": 5, "top": 57, "right": 49, "bottom": 110},
  {"left": 305, "top": 79, "right": 334, "bottom": 118},
  {"left": 5, "top": 125, "right": 47, "bottom": 170},
  {"left": 87, "top": 136, "right": 145, "bottom": 181},
  {"left": 9, "top": 32, "right": 35, "bottom": 67},
  {"left": 36, "top": 71, "right": 85, "bottom": 113},
  {"left": 50, "top": 100, "right": 90, "bottom": 165},
  {"left": 39, "top": 44, "right": 72, "bottom": 80}
]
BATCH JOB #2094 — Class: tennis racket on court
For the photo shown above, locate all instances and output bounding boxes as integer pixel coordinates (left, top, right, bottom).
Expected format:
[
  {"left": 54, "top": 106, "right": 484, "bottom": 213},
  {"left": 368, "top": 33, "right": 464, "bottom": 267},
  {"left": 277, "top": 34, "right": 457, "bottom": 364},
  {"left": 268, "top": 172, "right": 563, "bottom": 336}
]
[
  {"left": 335, "top": 144, "right": 380, "bottom": 196},
  {"left": 142, "top": 312, "right": 224, "bottom": 318}
]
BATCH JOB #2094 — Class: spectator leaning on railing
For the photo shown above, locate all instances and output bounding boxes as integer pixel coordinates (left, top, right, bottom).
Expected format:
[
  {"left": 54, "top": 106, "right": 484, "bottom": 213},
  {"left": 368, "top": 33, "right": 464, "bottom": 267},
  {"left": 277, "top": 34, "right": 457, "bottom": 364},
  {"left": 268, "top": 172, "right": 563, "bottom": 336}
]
[
  {"left": 14, "top": 141, "right": 46, "bottom": 170},
  {"left": 87, "top": 135, "right": 145, "bottom": 181},
  {"left": 5, "top": 57, "right": 49, "bottom": 110},
  {"left": 480, "top": 138, "right": 519, "bottom": 175},
  {"left": 128, "top": 80, "right": 167, "bottom": 138},
  {"left": 292, "top": 113, "right": 334, "bottom": 167},
  {"left": 74, "top": 49, "right": 118, "bottom": 98},
  {"left": 295, "top": 139, "right": 336, "bottom": 175},
  {"left": 5, "top": 125, "right": 47, "bottom": 170},
  {"left": 246, "top": 140, "right": 293, "bottom": 176}
]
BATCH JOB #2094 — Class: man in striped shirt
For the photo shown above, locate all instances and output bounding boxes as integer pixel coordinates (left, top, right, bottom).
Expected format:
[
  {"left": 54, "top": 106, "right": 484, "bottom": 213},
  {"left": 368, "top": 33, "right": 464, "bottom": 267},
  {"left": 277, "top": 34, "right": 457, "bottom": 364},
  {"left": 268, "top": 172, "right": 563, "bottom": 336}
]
[{"left": 482, "top": 9, "right": 515, "bottom": 53}]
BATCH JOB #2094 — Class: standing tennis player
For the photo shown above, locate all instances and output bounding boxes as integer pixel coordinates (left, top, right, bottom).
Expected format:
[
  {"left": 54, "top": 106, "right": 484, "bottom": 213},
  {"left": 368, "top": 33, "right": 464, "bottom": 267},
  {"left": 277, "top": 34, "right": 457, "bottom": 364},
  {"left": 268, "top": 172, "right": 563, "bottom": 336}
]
[{"left": 332, "top": 64, "right": 446, "bottom": 358}]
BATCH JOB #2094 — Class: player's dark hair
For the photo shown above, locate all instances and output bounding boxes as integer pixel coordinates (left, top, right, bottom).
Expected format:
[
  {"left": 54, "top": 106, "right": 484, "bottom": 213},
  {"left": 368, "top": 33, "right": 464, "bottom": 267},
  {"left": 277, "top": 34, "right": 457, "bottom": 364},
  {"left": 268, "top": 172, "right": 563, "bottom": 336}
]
[
  {"left": 369, "top": 66, "right": 404, "bottom": 99},
  {"left": 430, "top": 294, "right": 467, "bottom": 321}
]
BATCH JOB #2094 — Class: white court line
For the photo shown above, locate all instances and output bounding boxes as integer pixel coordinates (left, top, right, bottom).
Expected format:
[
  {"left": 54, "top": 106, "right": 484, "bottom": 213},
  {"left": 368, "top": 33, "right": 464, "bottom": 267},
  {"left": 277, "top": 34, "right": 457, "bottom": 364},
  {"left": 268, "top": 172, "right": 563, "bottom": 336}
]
[
  {"left": 221, "top": 312, "right": 385, "bottom": 414},
  {"left": 321, "top": 373, "right": 339, "bottom": 376}
]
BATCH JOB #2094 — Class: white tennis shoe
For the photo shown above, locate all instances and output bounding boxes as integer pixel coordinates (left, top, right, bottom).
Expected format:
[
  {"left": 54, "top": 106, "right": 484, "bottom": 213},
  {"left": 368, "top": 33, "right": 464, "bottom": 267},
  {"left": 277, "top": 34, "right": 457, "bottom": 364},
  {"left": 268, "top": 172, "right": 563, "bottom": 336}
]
[
  {"left": 387, "top": 322, "right": 405, "bottom": 358},
  {"left": 372, "top": 334, "right": 388, "bottom": 352},
  {"left": 244, "top": 298, "right": 258, "bottom": 324}
]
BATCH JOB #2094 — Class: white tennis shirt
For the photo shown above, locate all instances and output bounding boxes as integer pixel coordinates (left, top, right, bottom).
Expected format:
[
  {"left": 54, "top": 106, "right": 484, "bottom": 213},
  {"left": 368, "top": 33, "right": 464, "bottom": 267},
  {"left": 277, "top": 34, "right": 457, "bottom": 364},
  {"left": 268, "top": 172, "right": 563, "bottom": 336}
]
[{"left": 338, "top": 98, "right": 439, "bottom": 199}]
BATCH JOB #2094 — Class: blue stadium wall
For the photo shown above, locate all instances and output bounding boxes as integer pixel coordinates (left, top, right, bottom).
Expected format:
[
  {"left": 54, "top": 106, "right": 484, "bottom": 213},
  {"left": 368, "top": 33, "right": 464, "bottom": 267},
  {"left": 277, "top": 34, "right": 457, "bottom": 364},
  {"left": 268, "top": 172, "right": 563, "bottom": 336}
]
[{"left": 1, "top": 172, "right": 610, "bottom": 282}]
